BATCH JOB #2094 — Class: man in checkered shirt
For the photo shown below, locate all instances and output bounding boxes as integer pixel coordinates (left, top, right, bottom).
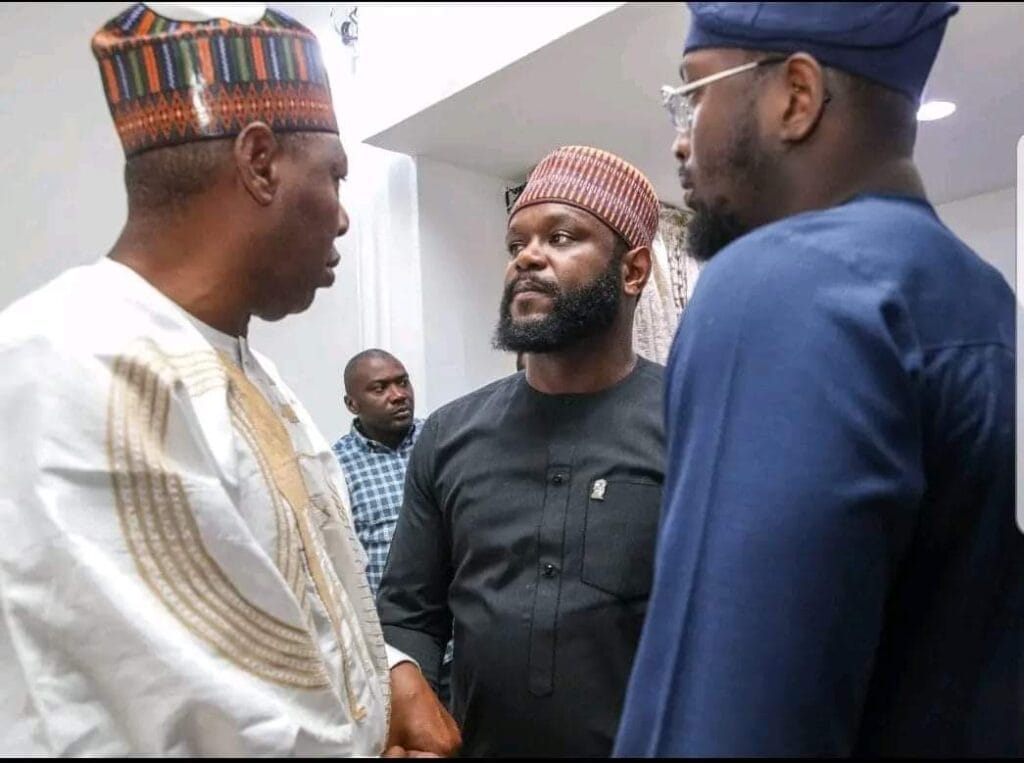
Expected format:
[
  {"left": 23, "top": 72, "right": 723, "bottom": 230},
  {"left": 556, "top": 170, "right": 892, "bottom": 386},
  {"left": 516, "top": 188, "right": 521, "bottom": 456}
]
[
  {"left": 332, "top": 349, "right": 454, "bottom": 704},
  {"left": 332, "top": 349, "right": 421, "bottom": 594}
]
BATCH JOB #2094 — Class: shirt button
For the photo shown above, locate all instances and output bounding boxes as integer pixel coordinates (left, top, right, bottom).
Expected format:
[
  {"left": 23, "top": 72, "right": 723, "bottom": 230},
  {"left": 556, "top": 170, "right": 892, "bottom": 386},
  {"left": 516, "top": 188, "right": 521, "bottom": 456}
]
[
  {"left": 542, "top": 563, "right": 557, "bottom": 578},
  {"left": 552, "top": 474, "right": 565, "bottom": 485}
]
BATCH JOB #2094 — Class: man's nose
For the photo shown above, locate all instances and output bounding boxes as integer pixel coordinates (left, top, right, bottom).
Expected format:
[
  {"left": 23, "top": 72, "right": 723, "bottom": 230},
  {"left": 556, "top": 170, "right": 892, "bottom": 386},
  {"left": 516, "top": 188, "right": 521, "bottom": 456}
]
[
  {"left": 337, "top": 203, "right": 350, "bottom": 238},
  {"left": 672, "top": 131, "right": 691, "bottom": 164}
]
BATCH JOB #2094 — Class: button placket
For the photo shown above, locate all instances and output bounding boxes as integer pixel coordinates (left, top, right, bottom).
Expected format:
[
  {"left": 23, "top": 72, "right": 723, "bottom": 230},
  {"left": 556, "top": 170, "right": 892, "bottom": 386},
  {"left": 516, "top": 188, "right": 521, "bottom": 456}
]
[{"left": 528, "top": 463, "right": 572, "bottom": 697}]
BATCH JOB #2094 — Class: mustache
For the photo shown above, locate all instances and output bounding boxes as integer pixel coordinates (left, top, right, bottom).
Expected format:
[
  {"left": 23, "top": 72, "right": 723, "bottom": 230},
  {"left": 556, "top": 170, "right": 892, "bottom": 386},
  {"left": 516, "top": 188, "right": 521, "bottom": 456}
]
[{"left": 506, "top": 277, "right": 559, "bottom": 299}]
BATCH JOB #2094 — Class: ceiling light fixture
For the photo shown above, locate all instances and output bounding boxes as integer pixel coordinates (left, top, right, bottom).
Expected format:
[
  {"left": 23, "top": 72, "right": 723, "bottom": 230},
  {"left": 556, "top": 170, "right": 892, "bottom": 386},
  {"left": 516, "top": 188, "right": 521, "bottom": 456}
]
[{"left": 917, "top": 100, "right": 956, "bottom": 122}]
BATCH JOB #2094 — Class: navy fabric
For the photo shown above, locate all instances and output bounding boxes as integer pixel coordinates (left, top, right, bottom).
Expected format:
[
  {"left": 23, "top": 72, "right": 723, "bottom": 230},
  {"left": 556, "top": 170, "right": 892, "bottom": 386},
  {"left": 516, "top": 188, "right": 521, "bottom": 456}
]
[
  {"left": 615, "top": 195, "right": 1022, "bottom": 756},
  {"left": 684, "top": 2, "right": 958, "bottom": 99}
]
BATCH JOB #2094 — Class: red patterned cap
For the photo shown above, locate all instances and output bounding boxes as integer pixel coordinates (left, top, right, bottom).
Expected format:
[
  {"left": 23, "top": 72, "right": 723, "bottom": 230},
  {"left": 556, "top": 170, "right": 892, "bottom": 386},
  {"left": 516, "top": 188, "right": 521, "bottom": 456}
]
[
  {"left": 510, "top": 146, "right": 659, "bottom": 250},
  {"left": 92, "top": 4, "right": 338, "bottom": 157}
]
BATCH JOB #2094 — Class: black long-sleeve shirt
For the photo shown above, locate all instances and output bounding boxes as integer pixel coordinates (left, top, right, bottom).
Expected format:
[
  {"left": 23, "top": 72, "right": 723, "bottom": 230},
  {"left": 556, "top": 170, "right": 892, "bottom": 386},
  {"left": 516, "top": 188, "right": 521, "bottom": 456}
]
[{"left": 377, "top": 359, "right": 665, "bottom": 757}]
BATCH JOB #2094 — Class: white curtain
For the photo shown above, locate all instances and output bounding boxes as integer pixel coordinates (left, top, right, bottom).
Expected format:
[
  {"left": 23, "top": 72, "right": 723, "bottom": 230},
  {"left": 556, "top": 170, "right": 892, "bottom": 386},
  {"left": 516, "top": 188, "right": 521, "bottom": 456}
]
[{"left": 633, "top": 204, "right": 701, "bottom": 365}]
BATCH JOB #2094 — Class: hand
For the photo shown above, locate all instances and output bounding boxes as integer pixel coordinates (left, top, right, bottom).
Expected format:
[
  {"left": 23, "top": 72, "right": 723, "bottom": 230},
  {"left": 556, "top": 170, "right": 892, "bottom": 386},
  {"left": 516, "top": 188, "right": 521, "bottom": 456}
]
[
  {"left": 387, "top": 662, "right": 461, "bottom": 757},
  {"left": 383, "top": 746, "right": 441, "bottom": 758}
]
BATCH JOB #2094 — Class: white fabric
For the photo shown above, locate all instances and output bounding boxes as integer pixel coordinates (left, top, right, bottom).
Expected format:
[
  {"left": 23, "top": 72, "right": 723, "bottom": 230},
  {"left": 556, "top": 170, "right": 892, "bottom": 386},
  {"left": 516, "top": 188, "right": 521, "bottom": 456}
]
[
  {"left": 144, "top": 3, "right": 267, "bottom": 24},
  {"left": 633, "top": 225, "right": 682, "bottom": 365},
  {"left": 633, "top": 205, "right": 701, "bottom": 365},
  {"left": 0, "top": 258, "right": 392, "bottom": 756},
  {"left": 385, "top": 644, "right": 418, "bottom": 672}
]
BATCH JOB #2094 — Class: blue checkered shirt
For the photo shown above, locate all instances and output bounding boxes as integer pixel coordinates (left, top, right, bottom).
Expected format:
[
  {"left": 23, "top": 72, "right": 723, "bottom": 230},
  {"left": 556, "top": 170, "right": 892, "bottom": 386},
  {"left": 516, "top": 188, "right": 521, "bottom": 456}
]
[{"left": 333, "top": 419, "right": 422, "bottom": 596}]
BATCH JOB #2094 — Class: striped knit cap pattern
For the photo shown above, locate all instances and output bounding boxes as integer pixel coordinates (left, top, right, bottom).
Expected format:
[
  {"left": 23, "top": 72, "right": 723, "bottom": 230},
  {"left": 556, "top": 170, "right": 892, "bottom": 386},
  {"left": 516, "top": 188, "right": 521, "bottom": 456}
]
[
  {"left": 92, "top": 4, "right": 338, "bottom": 157},
  {"left": 510, "top": 146, "right": 660, "bottom": 250}
]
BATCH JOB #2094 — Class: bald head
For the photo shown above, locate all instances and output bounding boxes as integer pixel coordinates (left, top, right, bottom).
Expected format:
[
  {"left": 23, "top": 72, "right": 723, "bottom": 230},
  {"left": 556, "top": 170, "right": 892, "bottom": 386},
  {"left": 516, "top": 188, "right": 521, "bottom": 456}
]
[
  {"left": 343, "top": 349, "right": 415, "bottom": 446},
  {"left": 344, "top": 349, "right": 402, "bottom": 394}
]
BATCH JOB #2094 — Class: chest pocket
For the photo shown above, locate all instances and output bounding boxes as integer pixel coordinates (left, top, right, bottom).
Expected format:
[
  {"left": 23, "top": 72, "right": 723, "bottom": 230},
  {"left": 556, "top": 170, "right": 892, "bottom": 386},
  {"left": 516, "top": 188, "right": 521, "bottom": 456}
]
[{"left": 581, "top": 479, "right": 662, "bottom": 600}]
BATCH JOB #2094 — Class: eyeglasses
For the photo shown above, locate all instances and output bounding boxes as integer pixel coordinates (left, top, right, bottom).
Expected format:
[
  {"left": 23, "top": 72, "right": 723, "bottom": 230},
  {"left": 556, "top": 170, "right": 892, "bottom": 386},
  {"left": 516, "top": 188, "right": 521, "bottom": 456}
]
[{"left": 661, "top": 57, "right": 787, "bottom": 136}]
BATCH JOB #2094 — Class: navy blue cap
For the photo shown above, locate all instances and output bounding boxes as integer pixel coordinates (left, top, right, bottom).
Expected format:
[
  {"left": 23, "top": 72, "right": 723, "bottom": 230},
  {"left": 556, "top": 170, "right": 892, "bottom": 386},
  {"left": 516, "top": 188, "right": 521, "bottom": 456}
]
[{"left": 684, "top": 2, "right": 959, "bottom": 100}]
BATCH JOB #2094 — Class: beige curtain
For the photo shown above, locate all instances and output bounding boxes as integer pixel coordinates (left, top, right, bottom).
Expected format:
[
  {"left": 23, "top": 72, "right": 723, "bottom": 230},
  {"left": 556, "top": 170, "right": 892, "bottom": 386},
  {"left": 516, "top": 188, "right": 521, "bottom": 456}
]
[{"left": 633, "top": 204, "right": 701, "bottom": 364}]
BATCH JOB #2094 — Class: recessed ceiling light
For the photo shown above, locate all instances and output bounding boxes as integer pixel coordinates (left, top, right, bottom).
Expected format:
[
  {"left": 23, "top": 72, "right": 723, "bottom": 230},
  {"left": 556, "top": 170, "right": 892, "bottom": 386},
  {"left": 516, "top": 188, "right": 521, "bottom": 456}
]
[{"left": 917, "top": 100, "right": 956, "bottom": 122}]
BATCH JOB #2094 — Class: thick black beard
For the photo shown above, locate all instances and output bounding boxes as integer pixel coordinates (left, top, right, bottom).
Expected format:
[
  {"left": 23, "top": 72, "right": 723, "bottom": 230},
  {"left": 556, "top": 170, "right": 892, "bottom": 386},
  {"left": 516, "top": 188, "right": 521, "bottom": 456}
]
[
  {"left": 687, "top": 203, "right": 751, "bottom": 263},
  {"left": 492, "top": 260, "right": 622, "bottom": 353}
]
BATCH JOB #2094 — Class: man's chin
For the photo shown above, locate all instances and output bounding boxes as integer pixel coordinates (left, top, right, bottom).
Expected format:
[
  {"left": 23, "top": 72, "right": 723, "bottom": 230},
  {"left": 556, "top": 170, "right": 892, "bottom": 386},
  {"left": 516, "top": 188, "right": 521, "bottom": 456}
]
[
  {"left": 687, "top": 205, "right": 751, "bottom": 263},
  {"left": 265, "top": 285, "right": 321, "bottom": 320},
  {"left": 508, "top": 308, "right": 550, "bottom": 325}
]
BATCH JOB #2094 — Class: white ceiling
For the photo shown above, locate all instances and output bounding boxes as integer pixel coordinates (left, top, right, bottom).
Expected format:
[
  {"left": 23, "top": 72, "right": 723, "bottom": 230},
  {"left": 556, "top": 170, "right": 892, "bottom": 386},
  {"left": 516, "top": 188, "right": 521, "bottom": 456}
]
[{"left": 363, "top": 1, "right": 1024, "bottom": 206}]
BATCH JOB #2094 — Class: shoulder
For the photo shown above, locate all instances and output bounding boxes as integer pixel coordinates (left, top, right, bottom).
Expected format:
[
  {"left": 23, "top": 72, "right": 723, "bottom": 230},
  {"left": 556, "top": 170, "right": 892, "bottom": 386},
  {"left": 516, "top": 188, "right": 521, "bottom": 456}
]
[
  {"left": 0, "top": 259, "right": 213, "bottom": 373},
  {"left": 332, "top": 430, "right": 359, "bottom": 457},
  {"left": 633, "top": 356, "right": 666, "bottom": 385},
  {"left": 427, "top": 373, "right": 523, "bottom": 430},
  {"left": 708, "top": 196, "right": 998, "bottom": 291},
  {"left": 0, "top": 262, "right": 109, "bottom": 351},
  {"left": 692, "top": 197, "right": 1012, "bottom": 356},
  {"left": 0, "top": 264, "right": 163, "bottom": 398}
]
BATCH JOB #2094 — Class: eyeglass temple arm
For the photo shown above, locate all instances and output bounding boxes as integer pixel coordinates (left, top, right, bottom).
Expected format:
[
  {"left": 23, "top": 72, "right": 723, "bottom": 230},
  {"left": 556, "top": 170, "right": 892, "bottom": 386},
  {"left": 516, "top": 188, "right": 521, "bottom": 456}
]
[
  {"left": 661, "top": 60, "right": 761, "bottom": 98},
  {"left": 662, "top": 56, "right": 788, "bottom": 99}
]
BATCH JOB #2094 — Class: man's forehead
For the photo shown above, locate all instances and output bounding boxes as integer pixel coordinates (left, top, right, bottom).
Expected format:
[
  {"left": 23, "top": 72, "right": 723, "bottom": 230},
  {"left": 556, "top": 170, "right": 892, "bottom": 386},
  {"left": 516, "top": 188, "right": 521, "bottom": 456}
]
[
  {"left": 507, "top": 202, "right": 600, "bottom": 234},
  {"left": 357, "top": 355, "right": 406, "bottom": 379},
  {"left": 299, "top": 131, "right": 347, "bottom": 164}
]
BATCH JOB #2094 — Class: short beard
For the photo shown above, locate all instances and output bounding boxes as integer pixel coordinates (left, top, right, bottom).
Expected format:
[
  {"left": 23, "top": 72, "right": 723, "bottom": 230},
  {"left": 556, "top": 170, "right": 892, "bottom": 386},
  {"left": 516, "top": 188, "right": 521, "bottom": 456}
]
[
  {"left": 687, "top": 203, "right": 751, "bottom": 263},
  {"left": 492, "top": 258, "right": 622, "bottom": 353},
  {"left": 686, "top": 101, "right": 767, "bottom": 263}
]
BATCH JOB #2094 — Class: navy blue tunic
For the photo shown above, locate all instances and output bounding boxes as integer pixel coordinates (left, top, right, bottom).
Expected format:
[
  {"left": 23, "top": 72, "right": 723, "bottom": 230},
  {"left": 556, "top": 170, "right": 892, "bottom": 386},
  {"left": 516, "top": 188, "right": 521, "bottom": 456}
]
[{"left": 616, "top": 195, "right": 1022, "bottom": 756}]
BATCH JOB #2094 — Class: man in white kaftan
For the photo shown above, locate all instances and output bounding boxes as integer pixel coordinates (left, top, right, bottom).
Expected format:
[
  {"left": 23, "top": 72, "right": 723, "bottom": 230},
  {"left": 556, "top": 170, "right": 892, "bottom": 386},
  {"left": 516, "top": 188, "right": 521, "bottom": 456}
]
[
  {"left": 0, "top": 1, "right": 460, "bottom": 756},
  {"left": 0, "top": 259, "right": 400, "bottom": 754}
]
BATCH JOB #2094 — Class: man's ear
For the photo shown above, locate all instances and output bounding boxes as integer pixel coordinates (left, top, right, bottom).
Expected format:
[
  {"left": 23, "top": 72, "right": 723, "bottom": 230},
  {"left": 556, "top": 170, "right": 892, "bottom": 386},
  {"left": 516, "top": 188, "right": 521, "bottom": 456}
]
[
  {"left": 775, "top": 53, "right": 830, "bottom": 144},
  {"left": 622, "top": 245, "right": 652, "bottom": 298},
  {"left": 234, "top": 121, "right": 282, "bottom": 206},
  {"left": 344, "top": 394, "right": 358, "bottom": 416}
]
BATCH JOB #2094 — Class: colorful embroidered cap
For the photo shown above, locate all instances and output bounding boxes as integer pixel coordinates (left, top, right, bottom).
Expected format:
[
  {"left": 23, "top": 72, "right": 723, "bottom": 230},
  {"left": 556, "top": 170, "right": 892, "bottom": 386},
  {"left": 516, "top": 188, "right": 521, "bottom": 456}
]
[
  {"left": 510, "top": 146, "right": 660, "bottom": 251},
  {"left": 92, "top": 3, "right": 338, "bottom": 157}
]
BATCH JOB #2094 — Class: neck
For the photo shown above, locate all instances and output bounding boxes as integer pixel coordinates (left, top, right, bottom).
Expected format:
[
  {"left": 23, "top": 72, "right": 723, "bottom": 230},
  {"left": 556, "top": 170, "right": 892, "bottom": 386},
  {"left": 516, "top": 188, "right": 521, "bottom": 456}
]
[
  {"left": 109, "top": 210, "right": 251, "bottom": 336},
  {"left": 357, "top": 419, "right": 409, "bottom": 450},
  {"left": 771, "top": 155, "right": 925, "bottom": 223},
  {"left": 525, "top": 321, "right": 637, "bottom": 395},
  {"left": 842, "top": 157, "right": 926, "bottom": 202}
]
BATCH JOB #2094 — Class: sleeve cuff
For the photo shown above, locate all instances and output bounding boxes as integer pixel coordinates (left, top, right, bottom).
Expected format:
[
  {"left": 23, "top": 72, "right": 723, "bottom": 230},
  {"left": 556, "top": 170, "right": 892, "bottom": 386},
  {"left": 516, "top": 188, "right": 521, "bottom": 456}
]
[{"left": 385, "top": 643, "right": 420, "bottom": 671}]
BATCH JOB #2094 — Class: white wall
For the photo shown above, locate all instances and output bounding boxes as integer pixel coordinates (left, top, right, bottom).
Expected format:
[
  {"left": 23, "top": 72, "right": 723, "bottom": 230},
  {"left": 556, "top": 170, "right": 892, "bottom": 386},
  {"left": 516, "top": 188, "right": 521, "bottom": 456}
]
[
  {"left": 324, "top": 142, "right": 427, "bottom": 430},
  {"left": 416, "top": 157, "right": 517, "bottom": 410},
  {"left": 0, "top": 2, "right": 127, "bottom": 310},
  {"left": 936, "top": 186, "right": 1015, "bottom": 287}
]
